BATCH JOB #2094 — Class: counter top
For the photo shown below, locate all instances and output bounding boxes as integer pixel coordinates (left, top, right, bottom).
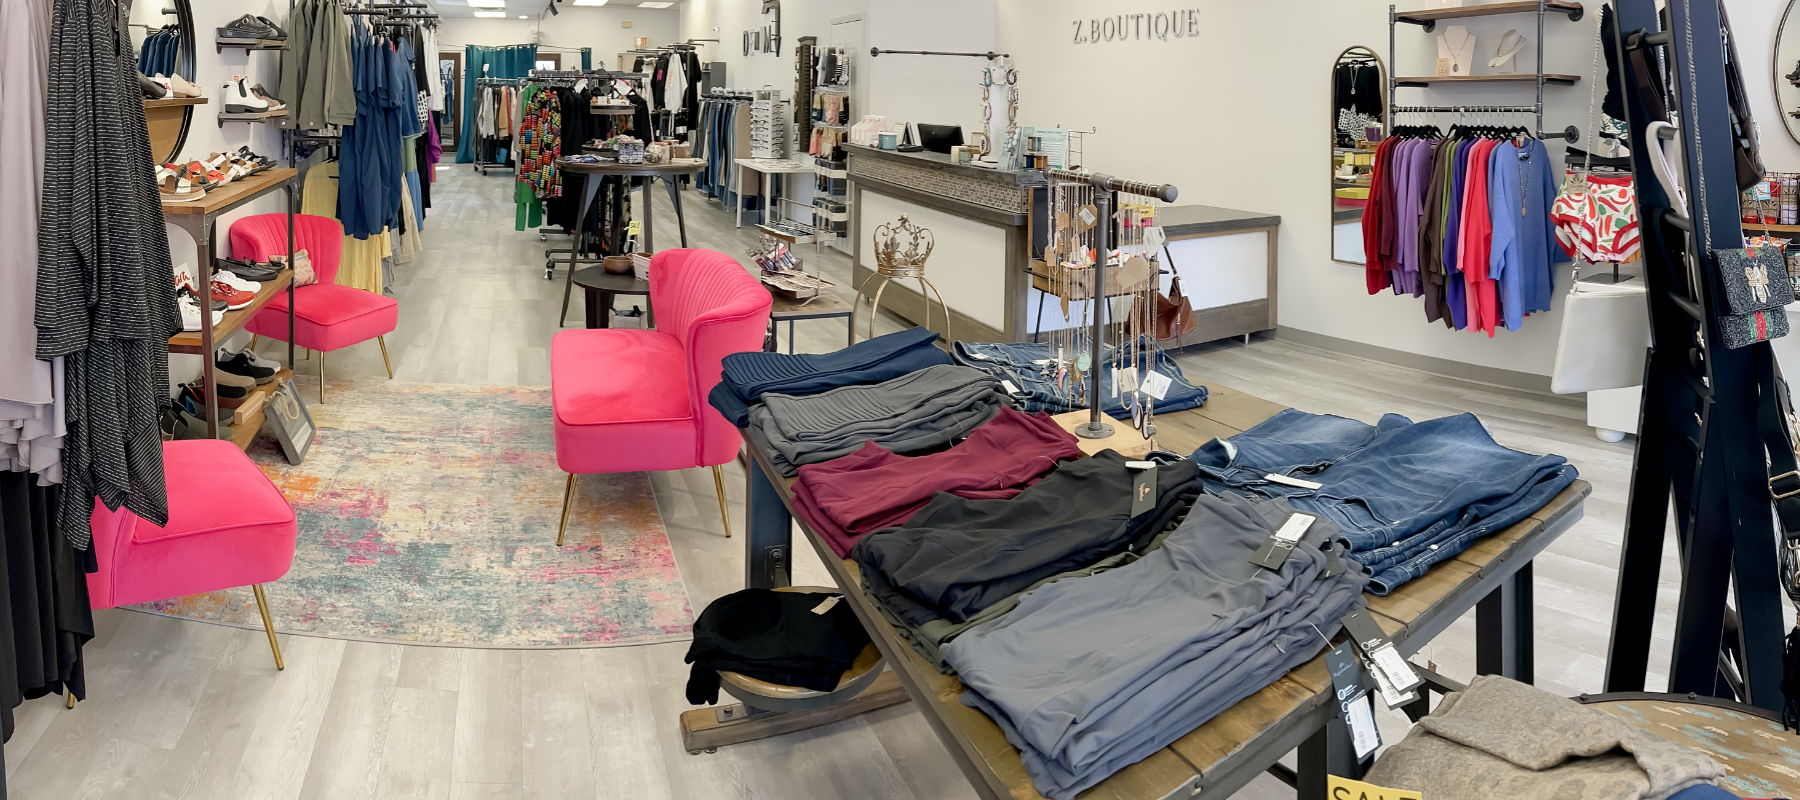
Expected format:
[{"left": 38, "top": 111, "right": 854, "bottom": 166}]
[
  {"left": 845, "top": 144, "right": 1045, "bottom": 187},
  {"left": 1158, "top": 203, "right": 1281, "bottom": 238}
]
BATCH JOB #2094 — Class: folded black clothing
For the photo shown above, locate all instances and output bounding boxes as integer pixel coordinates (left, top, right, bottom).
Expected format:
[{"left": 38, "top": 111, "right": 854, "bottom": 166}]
[
  {"left": 684, "top": 589, "right": 872, "bottom": 705},
  {"left": 707, "top": 326, "right": 952, "bottom": 428},
  {"left": 853, "top": 451, "right": 1204, "bottom": 627}
]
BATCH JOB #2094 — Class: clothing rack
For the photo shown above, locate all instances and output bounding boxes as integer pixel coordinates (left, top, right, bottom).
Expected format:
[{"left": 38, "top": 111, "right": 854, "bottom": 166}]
[
  {"left": 1603, "top": 0, "right": 1790, "bottom": 712},
  {"left": 473, "top": 78, "right": 522, "bottom": 175},
  {"left": 1041, "top": 168, "right": 1180, "bottom": 440},
  {"left": 1386, "top": 1, "right": 1583, "bottom": 144},
  {"left": 868, "top": 47, "right": 1009, "bottom": 59}
]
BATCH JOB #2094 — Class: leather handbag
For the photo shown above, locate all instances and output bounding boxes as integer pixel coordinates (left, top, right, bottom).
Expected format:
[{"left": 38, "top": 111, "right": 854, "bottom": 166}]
[
  {"left": 1550, "top": 270, "right": 1650, "bottom": 394},
  {"left": 1155, "top": 273, "right": 1197, "bottom": 343}
]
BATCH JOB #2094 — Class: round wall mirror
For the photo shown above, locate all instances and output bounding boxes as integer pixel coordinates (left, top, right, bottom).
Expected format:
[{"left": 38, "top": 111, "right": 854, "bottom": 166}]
[
  {"left": 1330, "top": 45, "right": 1387, "bottom": 265},
  {"left": 132, "top": 0, "right": 198, "bottom": 164},
  {"left": 1774, "top": 0, "right": 1800, "bottom": 146}
]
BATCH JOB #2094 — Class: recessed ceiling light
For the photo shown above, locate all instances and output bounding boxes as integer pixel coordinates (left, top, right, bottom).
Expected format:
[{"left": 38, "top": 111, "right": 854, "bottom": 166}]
[
  {"left": 639, "top": 2, "right": 673, "bottom": 7},
  {"left": 467, "top": 0, "right": 503, "bottom": 6},
  {"left": 518, "top": 14, "right": 528, "bottom": 17},
  {"left": 472, "top": 9, "right": 505, "bottom": 17},
  {"left": 572, "top": 0, "right": 608, "bottom": 5}
]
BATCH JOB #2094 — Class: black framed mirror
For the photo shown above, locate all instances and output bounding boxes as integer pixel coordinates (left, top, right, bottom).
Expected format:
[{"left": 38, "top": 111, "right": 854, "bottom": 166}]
[
  {"left": 1774, "top": 0, "right": 1800, "bottom": 146},
  {"left": 1330, "top": 45, "right": 1387, "bottom": 265},
  {"left": 131, "top": 0, "right": 197, "bottom": 164}
]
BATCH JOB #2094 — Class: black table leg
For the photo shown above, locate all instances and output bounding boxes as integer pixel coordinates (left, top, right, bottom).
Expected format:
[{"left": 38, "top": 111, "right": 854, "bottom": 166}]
[
  {"left": 745, "top": 457, "right": 792, "bottom": 590},
  {"left": 665, "top": 174, "right": 689, "bottom": 248},
  {"left": 560, "top": 174, "right": 603, "bottom": 326},
  {"left": 1296, "top": 711, "right": 1366, "bottom": 795},
  {"left": 642, "top": 177, "right": 656, "bottom": 254},
  {"left": 1476, "top": 561, "right": 1535, "bottom": 683},
  {"left": 583, "top": 287, "right": 605, "bottom": 329}
]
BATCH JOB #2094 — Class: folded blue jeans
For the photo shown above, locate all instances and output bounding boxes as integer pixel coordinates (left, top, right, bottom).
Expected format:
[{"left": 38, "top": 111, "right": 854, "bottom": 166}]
[
  {"left": 1188, "top": 411, "right": 1578, "bottom": 595},
  {"left": 707, "top": 326, "right": 952, "bottom": 427},
  {"left": 952, "top": 339, "right": 1207, "bottom": 419}
]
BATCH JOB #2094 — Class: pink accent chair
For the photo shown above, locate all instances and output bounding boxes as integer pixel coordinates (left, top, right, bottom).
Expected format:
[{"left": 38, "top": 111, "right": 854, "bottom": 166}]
[
  {"left": 87, "top": 440, "right": 298, "bottom": 673},
  {"left": 552, "top": 249, "right": 772, "bottom": 546},
  {"left": 233, "top": 213, "right": 399, "bottom": 404}
]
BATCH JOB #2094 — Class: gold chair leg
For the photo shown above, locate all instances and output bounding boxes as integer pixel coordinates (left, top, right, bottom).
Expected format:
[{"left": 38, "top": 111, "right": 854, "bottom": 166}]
[
  {"left": 65, "top": 692, "right": 74, "bottom": 709},
  {"left": 377, "top": 335, "right": 394, "bottom": 379},
  {"left": 303, "top": 347, "right": 310, "bottom": 360},
  {"left": 250, "top": 333, "right": 260, "bottom": 352},
  {"left": 252, "top": 584, "right": 285, "bottom": 671},
  {"left": 557, "top": 473, "right": 576, "bottom": 547},
  {"left": 318, "top": 348, "right": 326, "bottom": 404},
  {"left": 711, "top": 465, "right": 732, "bottom": 538}
]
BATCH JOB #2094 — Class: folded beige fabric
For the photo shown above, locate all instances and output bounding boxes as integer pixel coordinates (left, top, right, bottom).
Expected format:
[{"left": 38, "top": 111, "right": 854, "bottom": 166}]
[{"left": 1364, "top": 675, "right": 1723, "bottom": 800}]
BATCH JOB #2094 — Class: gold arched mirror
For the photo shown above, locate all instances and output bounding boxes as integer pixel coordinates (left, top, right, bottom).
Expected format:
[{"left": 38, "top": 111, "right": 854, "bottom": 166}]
[{"left": 1331, "top": 46, "right": 1386, "bottom": 265}]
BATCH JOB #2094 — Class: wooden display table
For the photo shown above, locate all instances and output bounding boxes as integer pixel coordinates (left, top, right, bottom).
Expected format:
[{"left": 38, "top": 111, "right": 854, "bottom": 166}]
[
  {"left": 766, "top": 290, "right": 855, "bottom": 353},
  {"left": 728, "top": 380, "right": 1590, "bottom": 800},
  {"left": 162, "top": 167, "right": 298, "bottom": 444}
]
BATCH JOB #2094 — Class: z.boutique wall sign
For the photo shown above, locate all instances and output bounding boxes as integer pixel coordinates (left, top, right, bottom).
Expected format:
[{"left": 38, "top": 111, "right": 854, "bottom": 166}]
[{"left": 1073, "top": 9, "right": 1202, "bottom": 43}]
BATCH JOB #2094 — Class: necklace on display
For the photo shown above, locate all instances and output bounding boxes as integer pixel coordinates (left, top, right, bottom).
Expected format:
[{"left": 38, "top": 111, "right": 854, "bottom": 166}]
[{"left": 1441, "top": 26, "right": 1475, "bottom": 75}]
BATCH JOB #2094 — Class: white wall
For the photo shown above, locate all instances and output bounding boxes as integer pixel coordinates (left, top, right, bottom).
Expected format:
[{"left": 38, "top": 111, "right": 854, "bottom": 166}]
[
  {"left": 679, "top": 0, "right": 869, "bottom": 95},
  {"left": 437, "top": 6, "right": 679, "bottom": 60}
]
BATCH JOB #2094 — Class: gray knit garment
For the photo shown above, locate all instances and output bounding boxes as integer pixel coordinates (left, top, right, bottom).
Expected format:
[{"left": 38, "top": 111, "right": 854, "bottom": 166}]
[
  {"left": 750, "top": 364, "right": 1006, "bottom": 477},
  {"left": 1364, "top": 675, "right": 1723, "bottom": 800}
]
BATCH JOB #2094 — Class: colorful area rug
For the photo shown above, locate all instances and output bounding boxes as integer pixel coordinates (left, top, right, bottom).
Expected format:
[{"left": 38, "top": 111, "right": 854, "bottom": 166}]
[{"left": 134, "top": 379, "right": 695, "bottom": 648}]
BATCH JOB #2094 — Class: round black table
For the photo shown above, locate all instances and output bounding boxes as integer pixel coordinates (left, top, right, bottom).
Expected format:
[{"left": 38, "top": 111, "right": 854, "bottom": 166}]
[
  {"left": 571, "top": 267, "right": 654, "bottom": 329},
  {"left": 556, "top": 158, "right": 706, "bottom": 327}
]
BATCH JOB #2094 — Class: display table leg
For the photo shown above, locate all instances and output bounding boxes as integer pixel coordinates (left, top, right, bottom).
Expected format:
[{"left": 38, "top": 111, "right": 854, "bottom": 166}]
[
  {"left": 642, "top": 177, "right": 656, "bottom": 254},
  {"left": 1476, "top": 561, "right": 1535, "bottom": 683},
  {"left": 560, "top": 174, "right": 603, "bottom": 326},
  {"left": 666, "top": 175, "right": 689, "bottom": 248},
  {"left": 1296, "top": 711, "right": 1365, "bottom": 794},
  {"left": 745, "top": 457, "right": 791, "bottom": 590}
]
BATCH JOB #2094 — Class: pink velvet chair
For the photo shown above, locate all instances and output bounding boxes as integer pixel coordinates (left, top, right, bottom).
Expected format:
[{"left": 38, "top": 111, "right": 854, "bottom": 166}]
[
  {"left": 233, "top": 213, "right": 399, "bottom": 404},
  {"left": 552, "top": 249, "right": 772, "bottom": 546},
  {"left": 87, "top": 440, "right": 298, "bottom": 674}
]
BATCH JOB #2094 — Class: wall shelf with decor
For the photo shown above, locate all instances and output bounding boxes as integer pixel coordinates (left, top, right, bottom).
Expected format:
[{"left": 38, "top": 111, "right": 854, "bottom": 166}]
[{"left": 1387, "top": 0, "right": 1585, "bottom": 142}]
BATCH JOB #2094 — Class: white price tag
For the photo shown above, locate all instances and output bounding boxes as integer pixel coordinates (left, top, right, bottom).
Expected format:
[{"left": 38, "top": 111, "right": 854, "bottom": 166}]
[
  {"left": 1124, "top": 460, "right": 1157, "bottom": 470},
  {"left": 1346, "top": 694, "right": 1381, "bottom": 759},
  {"left": 970, "top": 353, "right": 990, "bottom": 360},
  {"left": 811, "top": 596, "right": 842, "bottom": 615},
  {"left": 1117, "top": 366, "right": 1139, "bottom": 395},
  {"left": 1369, "top": 656, "right": 1419, "bottom": 709},
  {"left": 1371, "top": 646, "right": 1421, "bottom": 691},
  {"left": 1143, "top": 226, "right": 1167, "bottom": 251},
  {"left": 1001, "top": 380, "right": 1021, "bottom": 395},
  {"left": 1140, "top": 371, "right": 1172, "bottom": 400},
  {"left": 1264, "top": 473, "right": 1324, "bottom": 490},
  {"left": 1274, "top": 513, "right": 1316, "bottom": 542}
]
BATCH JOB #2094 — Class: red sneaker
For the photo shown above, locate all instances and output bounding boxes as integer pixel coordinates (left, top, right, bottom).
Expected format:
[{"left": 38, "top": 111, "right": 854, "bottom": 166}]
[{"left": 210, "top": 279, "right": 255, "bottom": 310}]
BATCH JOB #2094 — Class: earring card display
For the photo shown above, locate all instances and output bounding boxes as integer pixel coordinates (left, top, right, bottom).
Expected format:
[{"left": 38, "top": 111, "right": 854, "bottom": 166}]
[{"left": 268, "top": 379, "right": 317, "bottom": 465}]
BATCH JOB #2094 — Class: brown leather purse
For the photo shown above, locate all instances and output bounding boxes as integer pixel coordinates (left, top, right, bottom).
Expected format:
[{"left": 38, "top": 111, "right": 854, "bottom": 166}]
[{"left": 1156, "top": 271, "right": 1197, "bottom": 344}]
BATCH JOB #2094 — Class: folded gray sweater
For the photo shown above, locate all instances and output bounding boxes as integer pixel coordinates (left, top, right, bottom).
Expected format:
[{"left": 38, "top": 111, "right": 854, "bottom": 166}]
[
  {"left": 750, "top": 364, "right": 1005, "bottom": 476},
  {"left": 1364, "top": 675, "right": 1723, "bottom": 800}
]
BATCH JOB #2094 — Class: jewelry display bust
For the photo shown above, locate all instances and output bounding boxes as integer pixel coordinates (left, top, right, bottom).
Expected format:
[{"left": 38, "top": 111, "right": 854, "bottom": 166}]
[{"left": 1437, "top": 25, "right": 1476, "bottom": 76}]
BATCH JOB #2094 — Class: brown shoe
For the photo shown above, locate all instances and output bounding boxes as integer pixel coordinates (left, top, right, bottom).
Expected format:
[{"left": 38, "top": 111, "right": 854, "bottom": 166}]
[{"left": 251, "top": 83, "right": 286, "bottom": 111}]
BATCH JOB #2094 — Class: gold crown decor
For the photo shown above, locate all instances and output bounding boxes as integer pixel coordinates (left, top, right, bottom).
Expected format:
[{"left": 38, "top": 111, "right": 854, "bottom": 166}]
[
  {"left": 873, "top": 214, "right": 934, "bottom": 278},
  {"left": 855, "top": 214, "right": 950, "bottom": 345}
]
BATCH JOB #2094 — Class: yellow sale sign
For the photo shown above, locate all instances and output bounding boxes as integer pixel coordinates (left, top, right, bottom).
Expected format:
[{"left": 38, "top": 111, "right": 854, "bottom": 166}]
[{"left": 1327, "top": 775, "right": 1421, "bottom": 800}]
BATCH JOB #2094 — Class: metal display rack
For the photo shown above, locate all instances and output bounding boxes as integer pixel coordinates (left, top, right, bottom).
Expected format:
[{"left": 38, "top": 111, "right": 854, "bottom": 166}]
[
  {"left": 472, "top": 77, "right": 523, "bottom": 175},
  {"left": 1388, "top": 0, "right": 1586, "bottom": 142},
  {"left": 1602, "top": 0, "right": 1790, "bottom": 711}
]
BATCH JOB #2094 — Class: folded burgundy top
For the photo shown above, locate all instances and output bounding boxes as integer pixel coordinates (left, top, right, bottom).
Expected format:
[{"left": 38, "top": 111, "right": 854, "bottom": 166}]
[{"left": 792, "top": 406, "right": 1083, "bottom": 557}]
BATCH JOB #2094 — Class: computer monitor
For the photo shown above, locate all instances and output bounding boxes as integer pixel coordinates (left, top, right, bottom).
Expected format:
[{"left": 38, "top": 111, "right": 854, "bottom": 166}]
[{"left": 916, "top": 124, "right": 965, "bottom": 154}]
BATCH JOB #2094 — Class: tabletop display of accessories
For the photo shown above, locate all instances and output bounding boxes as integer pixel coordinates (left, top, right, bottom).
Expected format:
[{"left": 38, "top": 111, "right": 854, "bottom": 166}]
[
  {"left": 155, "top": 147, "right": 279, "bottom": 202},
  {"left": 223, "top": 76, "right": 287, "bottom": 115},
  {"left": 748, "top": 236, "right": 832, "bottom": 299},
  {"left": 216, "top": 13, "right": 288, "bottom": 44}
]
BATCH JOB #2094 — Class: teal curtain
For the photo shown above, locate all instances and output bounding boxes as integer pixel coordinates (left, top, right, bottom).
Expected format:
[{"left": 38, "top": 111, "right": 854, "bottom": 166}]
[
  {"left": 580, "top": 48, "right": 592, "bottom": 70},
  {"left": 454, "top": 44, "right": 538, "bottom": 163}
]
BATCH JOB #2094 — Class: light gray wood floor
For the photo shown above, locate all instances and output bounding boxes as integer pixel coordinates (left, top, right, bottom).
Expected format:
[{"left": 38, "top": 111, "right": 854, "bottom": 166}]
[{"left": 7, "top": 162, "right": 1685, "bottom": 799}]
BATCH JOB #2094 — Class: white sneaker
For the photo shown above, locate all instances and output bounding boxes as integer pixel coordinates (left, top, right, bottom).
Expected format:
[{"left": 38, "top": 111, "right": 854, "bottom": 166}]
[
  {"left": 215, "top": 269, "right": 262, "bottom": 293},
  {"left": 178, "top": 292, "right": 222, "bottom": 332},
  {"left": 223, "top": 76, "right": 269, "bottom": 114}
]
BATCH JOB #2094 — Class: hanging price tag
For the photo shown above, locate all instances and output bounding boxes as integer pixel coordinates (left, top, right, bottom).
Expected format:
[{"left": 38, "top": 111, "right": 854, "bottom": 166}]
[
  {"left": 1128, "top": 462, "right": 1157, "bottom": 517},
  {"left": 1143, "top": 225, "right": 1167, "bottom": 251},
  {"left": 1074, "top": 204, "right": 1098, "bottom": 233},
  {"left": 1117, "top": 366, "right": 1139, "bottom": 395},
  {"left": 628, "top": 220, "right": 643, "bottom": 236},
  {"left": 1263, "top": 473, "right": 1324, "bottom": 490},
  {"left": 1140, "top": 370, "right": 1172, "bottom": 400},
  {"left": 1326, "top": 643, "right": 1381, "bottom": 760},
  {"left": 1250, "top": 513, "right": 1316, "bottom": 569}
]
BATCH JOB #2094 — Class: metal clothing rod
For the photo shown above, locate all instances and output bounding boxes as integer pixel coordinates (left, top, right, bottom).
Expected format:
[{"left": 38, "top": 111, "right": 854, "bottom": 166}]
[
  {"left": 1392, "top": 104, "right": 1539, "bottom": 112},
  {"left": 1075, "top": 192, "right": 1116, "bottom": 440},
  {"left": 868, "top": 47, "right": 1009, "bottom": 59},
  {"left": 1044, "top": 168, "right": 1180, "bottom": 203}
]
